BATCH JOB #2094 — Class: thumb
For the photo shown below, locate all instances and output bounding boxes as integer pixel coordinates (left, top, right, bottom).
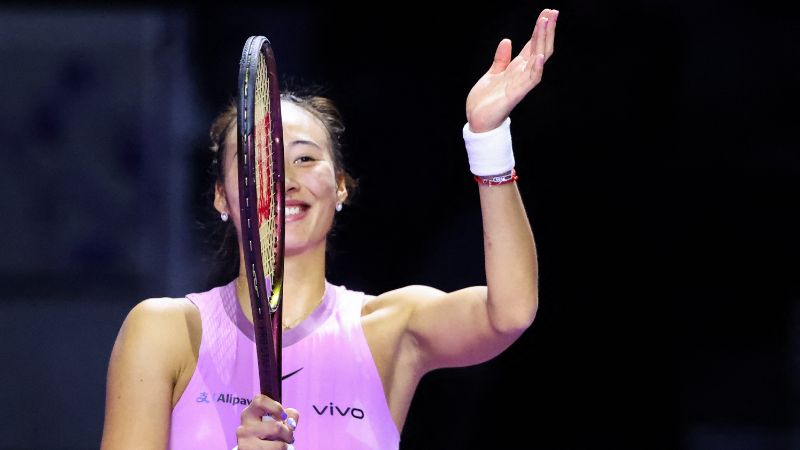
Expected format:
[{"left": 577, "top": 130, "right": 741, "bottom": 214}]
[{"left": 487, "top": 39, "right": 512, "bottom": 74}]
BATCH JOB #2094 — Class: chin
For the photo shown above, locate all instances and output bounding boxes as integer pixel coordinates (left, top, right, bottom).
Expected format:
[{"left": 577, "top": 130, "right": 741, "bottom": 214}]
[{"left": 284, "top": 238, "right": 324, "bottom": 257}]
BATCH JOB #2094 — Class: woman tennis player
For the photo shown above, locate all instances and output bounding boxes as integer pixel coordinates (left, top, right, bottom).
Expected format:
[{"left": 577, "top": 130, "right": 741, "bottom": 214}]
[{"left": 101, "top": 7, "right": 558, "bottom": 449}]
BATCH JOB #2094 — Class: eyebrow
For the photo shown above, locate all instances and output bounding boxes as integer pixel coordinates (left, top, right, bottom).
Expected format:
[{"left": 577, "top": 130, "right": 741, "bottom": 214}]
[{"left": 287, "top": 139, "right": 324, "bottom": 150}]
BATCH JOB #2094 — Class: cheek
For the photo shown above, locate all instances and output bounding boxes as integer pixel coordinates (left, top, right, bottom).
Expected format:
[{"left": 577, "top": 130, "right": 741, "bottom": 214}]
[{"left": 307, "top": 166, "right": 338, "bottom": 198}]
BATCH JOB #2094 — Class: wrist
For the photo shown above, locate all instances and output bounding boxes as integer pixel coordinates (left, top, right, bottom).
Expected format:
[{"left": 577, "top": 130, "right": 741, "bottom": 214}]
[{"left": 462, "top": 117, "right": 514, "bottom": 176}]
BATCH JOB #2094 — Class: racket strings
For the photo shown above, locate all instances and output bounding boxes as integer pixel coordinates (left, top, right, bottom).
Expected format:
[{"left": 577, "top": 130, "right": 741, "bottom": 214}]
[{"left": 254, "top": 55, "right": 280, "bottom": 311}]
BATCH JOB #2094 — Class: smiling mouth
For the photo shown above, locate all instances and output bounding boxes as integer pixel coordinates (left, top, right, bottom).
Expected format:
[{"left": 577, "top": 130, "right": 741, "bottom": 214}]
[{"left": 286, "top": 205, "right": 305, "bottom": 217}]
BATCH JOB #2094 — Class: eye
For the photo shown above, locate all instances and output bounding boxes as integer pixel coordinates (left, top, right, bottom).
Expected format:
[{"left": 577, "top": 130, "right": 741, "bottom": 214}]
[{"left": 293, "top": 155, "right": 315, "bottom": 164}]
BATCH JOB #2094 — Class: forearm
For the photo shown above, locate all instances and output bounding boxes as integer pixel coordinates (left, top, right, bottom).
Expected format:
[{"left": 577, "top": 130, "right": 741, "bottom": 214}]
[
  {"left": 464, "top": 119, "right": 538, "bottom": 334},
  {"left": 478, "top": 181, "right": 538, "bottom": 333}
]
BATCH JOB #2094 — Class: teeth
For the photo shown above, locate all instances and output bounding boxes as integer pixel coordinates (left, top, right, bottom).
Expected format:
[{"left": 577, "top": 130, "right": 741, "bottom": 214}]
[{"left": 286, "top": 206, "right": 302, "bottom": 216}]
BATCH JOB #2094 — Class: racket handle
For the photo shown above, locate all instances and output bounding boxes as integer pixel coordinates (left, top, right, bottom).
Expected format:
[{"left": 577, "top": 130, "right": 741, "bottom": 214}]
[{"left": 261, "top": 415, "right": 295, "bottom": 449}]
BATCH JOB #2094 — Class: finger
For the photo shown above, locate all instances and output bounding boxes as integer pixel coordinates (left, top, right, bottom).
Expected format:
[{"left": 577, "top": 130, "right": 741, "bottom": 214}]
[
  {"left": 544, "top": 9, "right": 558, "bottom": 60},
  {"left": 257, "top": 418, "right": 295, "bottom": 444},
  {"left": 534, "top": 16, "right": 548, "bottom": 60},
  {"left": 242, "top": 394, "right": 285, "bottom": 424},
  {"left": 529, "top": 53, "right": 545, "bottom": 83},
  {"left": 236, "top": 420, "right": 294, "bottom": 446},
  {"left": 285, "top": 408, "right": 300, "bottom": 431},
  {"left": 256, "top": 406, "right": 298, "bottom": 444},
  {"left": 523, "top": 8, "right": 549, "bottom": 60}
]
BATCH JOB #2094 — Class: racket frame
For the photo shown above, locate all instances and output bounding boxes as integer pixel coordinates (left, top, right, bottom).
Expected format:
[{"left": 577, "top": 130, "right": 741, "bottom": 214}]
[{"left": 236, "top": 35, "right": 285, "bottom": 402}]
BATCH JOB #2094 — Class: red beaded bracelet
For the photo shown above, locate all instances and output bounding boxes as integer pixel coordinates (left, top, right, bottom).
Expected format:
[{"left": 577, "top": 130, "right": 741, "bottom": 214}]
[{"left": 474, "top": 169, "right": 518, "bottom": 186}]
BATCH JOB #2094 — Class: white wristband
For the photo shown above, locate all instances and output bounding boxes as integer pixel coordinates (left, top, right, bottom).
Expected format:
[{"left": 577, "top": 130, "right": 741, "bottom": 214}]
[{"left": 462, "top": 117, "right": 514, "bottom": 176}]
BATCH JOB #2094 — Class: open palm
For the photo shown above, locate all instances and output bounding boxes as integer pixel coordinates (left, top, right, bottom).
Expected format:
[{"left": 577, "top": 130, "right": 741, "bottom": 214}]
[{"left": 466, "top": 8, "right": 558, "bottom": 133}]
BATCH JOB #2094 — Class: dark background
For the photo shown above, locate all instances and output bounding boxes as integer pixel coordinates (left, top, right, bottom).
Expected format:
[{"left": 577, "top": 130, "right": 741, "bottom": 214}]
[{"left": 1, "top": 1, "right": 798, "bottom": 449}]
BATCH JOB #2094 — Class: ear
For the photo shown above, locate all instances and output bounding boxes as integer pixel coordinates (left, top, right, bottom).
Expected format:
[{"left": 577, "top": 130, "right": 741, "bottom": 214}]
[
  {"left": 213, "top": 181, "right": 228, "bottom": 214},
  {"left": 336, "top": 175, "right": 349, "bottom": 205}
]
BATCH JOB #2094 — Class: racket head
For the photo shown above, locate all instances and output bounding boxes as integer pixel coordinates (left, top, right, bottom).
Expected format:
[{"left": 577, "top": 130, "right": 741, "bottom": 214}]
[{"left": 236, "top": 35, "right": 285, "bottom": 402}]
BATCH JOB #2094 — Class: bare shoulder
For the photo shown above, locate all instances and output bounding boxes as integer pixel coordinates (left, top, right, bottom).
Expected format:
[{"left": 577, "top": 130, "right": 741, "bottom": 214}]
[
  {"left": 361, "top": 284, "right": 446, "bottom": 318},
  {"left": 113, "top": 296, "right": 201, "bottom": 369},
  {"left": 125, "top": 296, "right": 199, "bottom": 334}
]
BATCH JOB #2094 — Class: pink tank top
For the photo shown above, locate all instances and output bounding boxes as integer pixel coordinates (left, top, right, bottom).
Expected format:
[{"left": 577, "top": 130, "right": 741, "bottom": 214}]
[{"left": 169, "top": 280, "right": 400, "bottom": 449}]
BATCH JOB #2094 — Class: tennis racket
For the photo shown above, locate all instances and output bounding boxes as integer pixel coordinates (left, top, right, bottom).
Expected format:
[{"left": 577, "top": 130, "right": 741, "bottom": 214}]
[{"left": 236, "top": 35, "right": 285, "bottom": 403}]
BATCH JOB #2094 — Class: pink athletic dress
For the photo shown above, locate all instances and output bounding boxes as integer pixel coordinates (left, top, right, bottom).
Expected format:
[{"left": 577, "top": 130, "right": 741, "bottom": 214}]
[{"left": 169, "top": 280, "right": 401, "bottom": 449}]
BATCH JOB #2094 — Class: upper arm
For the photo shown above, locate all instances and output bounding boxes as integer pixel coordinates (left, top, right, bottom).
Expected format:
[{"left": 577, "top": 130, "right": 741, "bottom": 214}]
[
  {"left": 100, "top": 298, "right": 197, "bottom": 450},
  {"left": 402, "top": 285, "right": 525, "bottom": 372}
]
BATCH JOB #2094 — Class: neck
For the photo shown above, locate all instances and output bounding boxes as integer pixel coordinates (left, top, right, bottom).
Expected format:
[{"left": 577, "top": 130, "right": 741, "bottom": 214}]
[{"left": 236, "top": 241, "right": 328, "bottom": 329}]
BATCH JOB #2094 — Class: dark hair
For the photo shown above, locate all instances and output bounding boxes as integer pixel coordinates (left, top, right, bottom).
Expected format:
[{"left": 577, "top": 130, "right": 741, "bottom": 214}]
[
  {"left": 208, "top": 93, "right": 357, "bottom": 198},
  {"left": 279, "top": 92, "right": 358, "bottom": 195},
  {"left": 205, "top": 99, "right": 239, "bottom": 282},
  {"left": 206, "top": 93, "right": 357, "bottom": 281}
]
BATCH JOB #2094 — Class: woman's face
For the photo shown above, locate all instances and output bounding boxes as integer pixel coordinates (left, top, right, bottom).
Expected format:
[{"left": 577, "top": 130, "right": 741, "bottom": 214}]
[{"left": 214, "top": 101, "right": 347, "bottom": 258}]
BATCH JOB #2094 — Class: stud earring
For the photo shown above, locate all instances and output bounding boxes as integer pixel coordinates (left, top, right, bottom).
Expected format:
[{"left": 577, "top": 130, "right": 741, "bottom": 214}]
[
  {"left": 335, "top": 202, "right": 343, "bottom": 212},
  {"left": 221, "top": 212, "right": 229, "bottom": 222}
]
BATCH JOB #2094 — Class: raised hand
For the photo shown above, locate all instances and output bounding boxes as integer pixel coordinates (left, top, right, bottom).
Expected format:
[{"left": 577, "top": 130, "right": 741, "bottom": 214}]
[{"left": 466, "top": 8, "right": 558, "bottom": 133}]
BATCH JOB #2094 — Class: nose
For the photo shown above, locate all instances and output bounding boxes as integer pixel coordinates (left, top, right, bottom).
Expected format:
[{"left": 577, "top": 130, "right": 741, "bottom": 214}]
[{"left": 284, "top": 161, "right": 298, "bottom": 193}]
